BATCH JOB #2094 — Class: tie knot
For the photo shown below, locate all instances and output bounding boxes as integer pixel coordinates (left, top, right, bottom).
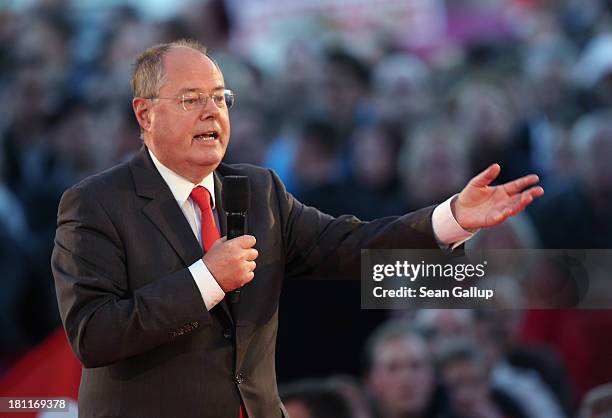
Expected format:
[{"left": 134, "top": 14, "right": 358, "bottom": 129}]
[{"left": 190, "top": 186, "right": 212, "bottom": 211}]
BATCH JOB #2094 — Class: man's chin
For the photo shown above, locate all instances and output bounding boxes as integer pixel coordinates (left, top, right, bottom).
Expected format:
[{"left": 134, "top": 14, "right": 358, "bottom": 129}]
[
  {"left": 195, "top": 158, "right": 222, "bottom": 171},
  {"left": 191, "top": 147, "right": 225, "bottom": 165}
]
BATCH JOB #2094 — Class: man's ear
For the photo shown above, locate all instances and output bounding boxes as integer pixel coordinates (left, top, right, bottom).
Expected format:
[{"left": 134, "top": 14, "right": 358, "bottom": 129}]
[{"left": 133, "top": 97, "right": 152, "bottom": 133}]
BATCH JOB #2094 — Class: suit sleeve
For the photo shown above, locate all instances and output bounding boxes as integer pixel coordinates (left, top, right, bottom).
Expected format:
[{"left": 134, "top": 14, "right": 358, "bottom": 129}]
[
  {"left": 52, "top": 186, "right": 211, "bottom": 368},
  {"left": 268, "top": 170, "right": 441, "bottom": 280}
]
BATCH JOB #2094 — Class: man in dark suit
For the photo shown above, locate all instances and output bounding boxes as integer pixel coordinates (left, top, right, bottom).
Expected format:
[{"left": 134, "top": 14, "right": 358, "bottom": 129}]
[{"left": 52, "top": 39, "right": 543, "bottom": 418}]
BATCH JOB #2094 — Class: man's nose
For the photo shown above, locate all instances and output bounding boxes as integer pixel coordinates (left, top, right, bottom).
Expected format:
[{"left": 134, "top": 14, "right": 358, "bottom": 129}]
[{"left": 199, "top": 96, "right": 220, "bottom": 119}]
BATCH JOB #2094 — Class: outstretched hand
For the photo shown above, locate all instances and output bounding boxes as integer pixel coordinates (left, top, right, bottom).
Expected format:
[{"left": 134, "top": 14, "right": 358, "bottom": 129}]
[{"left": 452, "top": 163, "right": 544, "bottom": 230}]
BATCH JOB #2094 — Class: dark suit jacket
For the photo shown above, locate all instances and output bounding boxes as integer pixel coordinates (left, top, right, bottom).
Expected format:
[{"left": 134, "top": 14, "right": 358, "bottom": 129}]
[{"left": 52, "top": 146, "right": 439, "bottom": 418}]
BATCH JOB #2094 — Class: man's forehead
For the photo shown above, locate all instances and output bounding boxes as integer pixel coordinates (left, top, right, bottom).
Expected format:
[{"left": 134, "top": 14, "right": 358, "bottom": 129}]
[
  {"left": 162, "top": 46, "right": 224, "bottom": 82},
  {"left": 164, "top": 46, "right": 210, "bottom": 62}
]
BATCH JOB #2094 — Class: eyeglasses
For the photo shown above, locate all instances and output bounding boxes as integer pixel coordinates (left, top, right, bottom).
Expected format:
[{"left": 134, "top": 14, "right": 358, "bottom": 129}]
[{"left": 148, "top": 89, "right": 235, "bottom": 111}]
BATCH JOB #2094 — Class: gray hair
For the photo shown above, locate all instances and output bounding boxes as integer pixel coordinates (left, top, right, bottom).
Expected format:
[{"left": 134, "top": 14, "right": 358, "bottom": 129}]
[{"left": 131, "top": 38, "right": 217, "bottom": 99}]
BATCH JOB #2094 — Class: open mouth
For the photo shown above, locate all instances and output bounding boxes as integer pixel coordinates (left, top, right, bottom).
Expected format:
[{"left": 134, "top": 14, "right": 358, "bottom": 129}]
[{"left": 193, "top": 131, "right": 219, "bottom": 141}]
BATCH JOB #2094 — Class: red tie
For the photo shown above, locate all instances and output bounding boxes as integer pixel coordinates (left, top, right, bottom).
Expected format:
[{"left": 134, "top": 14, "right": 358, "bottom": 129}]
[
  {"left": 190, "top": 186, "right": 220, "bottom": 251},
  {"left": 190, "top": 186, "right": 246, "bottom": 418}
]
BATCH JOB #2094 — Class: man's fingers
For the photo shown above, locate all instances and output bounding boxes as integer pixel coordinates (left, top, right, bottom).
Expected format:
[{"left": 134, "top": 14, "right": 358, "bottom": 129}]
[
  {"left": 232, "top": 234, "right": 256, "bottom": 248},
  {"left": 502, "top": 174, "right": 540, "bottom": 195},
  {"left": 531, "top": 185, "right": 545, "bottom": 198},
  {"left": 509, "top": 187, "right": 542, "bottom": 209},
  {"left": 470, "top": 163, "right": 501, "bottom": 188},
  {"left": 490, "top": 186, "right": 544, "bottom": 225},
  {"left": 503, "top": 186, "right": 545, "bottom": 218},
  {"left": 245, "top": 248, "right": 258, "bottom": 261},
  {"left": 520, "top": 186, "right": 545, "bottom": 203},
  {"left": 491, "top": 208, "right": 509, "bottom": 224}
]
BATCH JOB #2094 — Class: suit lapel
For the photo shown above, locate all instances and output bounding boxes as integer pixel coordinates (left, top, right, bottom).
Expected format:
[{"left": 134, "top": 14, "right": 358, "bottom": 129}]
[
  {"left": 130, "top": 147, "right": 236, "bottom": 325},
  {"left": 130, "top": 147, "right": 202, "bottom": 267}
]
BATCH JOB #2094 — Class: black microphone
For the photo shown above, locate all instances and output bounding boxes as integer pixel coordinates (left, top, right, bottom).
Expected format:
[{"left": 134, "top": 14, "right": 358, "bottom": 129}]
[{"left": 222, "top": 175, "right": 250, "bottom": 304}]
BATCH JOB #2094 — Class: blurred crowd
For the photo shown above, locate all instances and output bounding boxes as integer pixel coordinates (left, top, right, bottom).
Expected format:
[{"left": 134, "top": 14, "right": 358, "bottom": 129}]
[
  {"left": 1, "top": 0, "right": 612, "bottom": 416},
  {"left": 280, "top": 310, "right": 612, "bottom": 418}
]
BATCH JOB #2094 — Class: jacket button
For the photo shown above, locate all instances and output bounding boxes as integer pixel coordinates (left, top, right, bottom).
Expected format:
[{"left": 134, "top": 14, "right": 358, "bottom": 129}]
[
  {"left": 235, "top": 373, "right": 245, "bottom": 385},
  {"left": 223, "top": 328, "right": 232, "bottom": 340}
]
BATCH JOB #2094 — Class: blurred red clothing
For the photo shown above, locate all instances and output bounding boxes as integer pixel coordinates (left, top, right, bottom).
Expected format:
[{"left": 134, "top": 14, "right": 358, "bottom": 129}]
[
  {"left": 520, "top": 309, "right": 612, "bottom": 401},
  {"left": 0, "top": 328, "right": 81, "bottom": 417}
]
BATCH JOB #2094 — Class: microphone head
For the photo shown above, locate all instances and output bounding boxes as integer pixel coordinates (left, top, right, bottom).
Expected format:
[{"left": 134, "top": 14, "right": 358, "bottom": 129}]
[{"left": 222, "top": 175, "right": 250, "bottom": 213}]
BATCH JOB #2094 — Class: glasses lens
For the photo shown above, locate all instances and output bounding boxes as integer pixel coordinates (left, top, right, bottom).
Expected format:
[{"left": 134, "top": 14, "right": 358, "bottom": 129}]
[
  {"left": 181, "top": 94, "right": 200, "bottom": 111},
  {"left": 224, "top": 90, "right": 235, "bottom": 109},
  {"left": 212, "top": 94, "right": 226, "bottom": 107}
]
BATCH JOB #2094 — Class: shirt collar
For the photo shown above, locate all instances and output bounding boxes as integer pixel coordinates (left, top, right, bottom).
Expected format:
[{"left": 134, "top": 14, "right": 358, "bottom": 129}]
[{"left": 148, "top": 148, "right": 216, "bottom": 209}]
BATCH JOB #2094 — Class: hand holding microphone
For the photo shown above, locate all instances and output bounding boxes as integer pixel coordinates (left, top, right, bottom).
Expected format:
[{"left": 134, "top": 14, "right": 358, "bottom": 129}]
[
  {"left": 203, "top": 234, "right": 257, "bottom": 293},
  {"left": 202, "top": 176, "right": 253, "bottom": 301}
]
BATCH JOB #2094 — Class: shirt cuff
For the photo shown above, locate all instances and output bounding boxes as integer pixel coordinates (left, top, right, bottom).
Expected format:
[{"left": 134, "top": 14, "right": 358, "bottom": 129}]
[
  {"left": 188, "top": 260, "right": 225, "bottom": 310},
  {"left": 432, "top": 194, "right": 478, "bottom": 250}
]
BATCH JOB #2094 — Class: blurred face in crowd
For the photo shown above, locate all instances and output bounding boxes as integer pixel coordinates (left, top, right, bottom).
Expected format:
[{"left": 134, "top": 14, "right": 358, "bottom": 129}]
[
  {"left": 367, "top": 336, "right": 435, "bottom": 417},
  {"left": 582, "top": 129, "right": 612, "bottom": 195},
  {"left": 441, "top": 358, "right": 492, "bottom": 418},
  {"left": 285, "top": 400, "right": 313, "bottom": 418},
  {"left": 417, "top": 310, "right": 474, "bottom": 350},
  {"left": 323, "top": 60, "right": 367, "bottom": 122},
  {"left": 456, "top": 83, "right": 513, "bottom": 147},
  {"left": 352, "top": 126, "right": 396, "bottom": 189},
  {"left": 402, "top": 129, "right": 469, "bottom": 206},
  {"left": 135, "top": 47, "right": 230, "bottom": 183}
]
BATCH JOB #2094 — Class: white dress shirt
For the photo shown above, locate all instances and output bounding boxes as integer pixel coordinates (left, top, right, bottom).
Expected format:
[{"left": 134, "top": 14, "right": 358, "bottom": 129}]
[
  {"left": 149, "top": 149, "right": 475, "bottom": 311},
  {"left": 149, "top": 150, "right": 226, "bottom": 310}
]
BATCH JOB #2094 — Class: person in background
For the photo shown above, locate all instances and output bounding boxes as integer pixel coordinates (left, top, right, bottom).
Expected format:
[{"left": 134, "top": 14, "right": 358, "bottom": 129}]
[
  {"left": 363, "top": 320, "right": 451, "bottom": 418},
  {"left": 398, "top": 117, "right": 470, "bottom": 212},
  {"left": 437, "top": 339, "right": 528, "bottom": 418},
  {"left": 281, "top": 379, "right": 352, "bottom": 418},
  {"left": 578, "top": 382, "right": 612, "bottom": 418}
]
